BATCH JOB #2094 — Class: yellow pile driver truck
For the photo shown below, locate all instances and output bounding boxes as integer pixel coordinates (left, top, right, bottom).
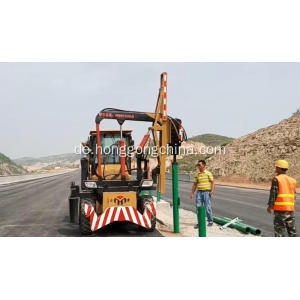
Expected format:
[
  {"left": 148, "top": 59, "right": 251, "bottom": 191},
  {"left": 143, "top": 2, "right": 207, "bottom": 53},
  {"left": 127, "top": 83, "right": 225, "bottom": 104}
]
[{"left": 69, "top": 73, "right": 187, "bottom": 234}]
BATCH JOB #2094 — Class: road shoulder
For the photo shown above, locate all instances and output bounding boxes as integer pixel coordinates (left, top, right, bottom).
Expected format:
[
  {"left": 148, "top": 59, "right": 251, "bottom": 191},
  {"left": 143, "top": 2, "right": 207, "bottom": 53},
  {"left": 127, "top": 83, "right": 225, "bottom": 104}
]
[
  {"left": 0, "top": 169, "right": 77, "bottom": 186},
  {"left": 156, "top": 200, "right": 254, "bottom": 237}
]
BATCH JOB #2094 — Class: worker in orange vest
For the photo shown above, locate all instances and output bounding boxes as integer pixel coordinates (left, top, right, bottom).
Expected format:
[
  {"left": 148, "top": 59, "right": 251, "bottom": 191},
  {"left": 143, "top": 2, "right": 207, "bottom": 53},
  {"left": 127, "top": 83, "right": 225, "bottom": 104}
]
[{"left": 267, "top": 160, "right": 297, "bottom": 237}]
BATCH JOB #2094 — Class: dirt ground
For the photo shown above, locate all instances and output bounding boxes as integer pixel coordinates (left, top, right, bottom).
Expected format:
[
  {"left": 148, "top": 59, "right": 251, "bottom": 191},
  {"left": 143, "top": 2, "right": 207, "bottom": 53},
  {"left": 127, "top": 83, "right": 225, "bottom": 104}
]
[
  {"left": 215, "top": 175, "right": 300, "bottom": 193},
  {"left": 156, "top": 200, "right": 255, "bottom": 237}
]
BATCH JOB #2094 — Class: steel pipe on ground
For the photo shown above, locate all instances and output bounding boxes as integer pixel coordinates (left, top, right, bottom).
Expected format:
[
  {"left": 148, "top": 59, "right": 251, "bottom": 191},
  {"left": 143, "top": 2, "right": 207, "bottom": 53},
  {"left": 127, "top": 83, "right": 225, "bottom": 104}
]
[
  {"left": 223, "top": 217, "right": 262, "bottom": 236},
  {"left": 213, "top": 216, "right": 250, "bottom": 234}
]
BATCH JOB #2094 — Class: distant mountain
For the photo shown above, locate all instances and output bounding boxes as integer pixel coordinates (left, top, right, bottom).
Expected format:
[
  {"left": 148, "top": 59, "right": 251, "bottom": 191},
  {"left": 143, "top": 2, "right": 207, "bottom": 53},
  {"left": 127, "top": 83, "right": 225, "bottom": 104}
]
[
  {"left": 15, "top": 153, "right": 79, "bottom": 165},
  {"left": 0, "top": 152, "right": 28, "bottom": 175},
  {"left": 13, "top": 156, "right": 39, "bottom": 166},
  {"left": 14, "top": 153, "right": 80, "bottom": 171},
  {"left": 188, "top": 134, "right": 234, "bottom": 147}
]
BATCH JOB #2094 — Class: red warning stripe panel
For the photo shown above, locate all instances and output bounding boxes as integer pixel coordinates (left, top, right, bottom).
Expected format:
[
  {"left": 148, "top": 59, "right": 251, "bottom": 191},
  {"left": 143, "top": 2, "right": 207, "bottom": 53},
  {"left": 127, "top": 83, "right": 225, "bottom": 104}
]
[
  {"left": 133, "top": 208, "right": 141, "bottom": 226},
  {"left": 94, "top": 213, "right": 101, "bottom": 230},
  {"left": 89, "top": 211, "right": 95, "bottom": 226},
  {"left": 82, "top": 201, "right": 157, "bottom": 231},
  {"left": 125, "top": 207, "right": 133, "bottom": 223},
  {"left": 87, "top": 205, "right": 92, "bottom": 217},
  {"left": 102, "top": 208, "right": 111, "bottom": 226},
  {"left": 151, "top": 202, "right": 156, "bottom": 215},
  {"left": 118, "top": 208, "right": 126, "bottom": 222},
  {"left": 146, "top": 210, "right": 151, "bottom": 223},
  {"left": 143, "top": 216, "right": 150, "bottom": 229},
  {"left": 110, "top": 207, "right": 118, "bottom": 223},
  {"left": 146, "top": 202, "right": 154, "bottom": 216}
]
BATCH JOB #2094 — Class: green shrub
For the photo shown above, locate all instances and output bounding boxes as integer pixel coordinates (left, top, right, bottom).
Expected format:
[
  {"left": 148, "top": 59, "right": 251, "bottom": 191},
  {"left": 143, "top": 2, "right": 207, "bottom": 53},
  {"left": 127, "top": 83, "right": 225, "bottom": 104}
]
[{"left": 293, "top": 108, "right": 300, "bottom": 116}]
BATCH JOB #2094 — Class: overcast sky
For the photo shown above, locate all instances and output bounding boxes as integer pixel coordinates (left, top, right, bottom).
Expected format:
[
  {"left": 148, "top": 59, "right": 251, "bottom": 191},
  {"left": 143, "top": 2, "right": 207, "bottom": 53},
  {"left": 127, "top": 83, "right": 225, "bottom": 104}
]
[{"left": 0, "top": 62, "right": 299, "bottom": 159}]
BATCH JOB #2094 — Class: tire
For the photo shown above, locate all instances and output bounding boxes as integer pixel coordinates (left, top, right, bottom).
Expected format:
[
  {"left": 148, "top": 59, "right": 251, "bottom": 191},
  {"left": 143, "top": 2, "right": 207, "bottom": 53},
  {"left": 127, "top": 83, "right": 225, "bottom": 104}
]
[
  {"left": 79, "top": 197, "right": 96, "bottom": 235},
  {"left": 137, "top": 195, "right": 156, "bottom": 232}
]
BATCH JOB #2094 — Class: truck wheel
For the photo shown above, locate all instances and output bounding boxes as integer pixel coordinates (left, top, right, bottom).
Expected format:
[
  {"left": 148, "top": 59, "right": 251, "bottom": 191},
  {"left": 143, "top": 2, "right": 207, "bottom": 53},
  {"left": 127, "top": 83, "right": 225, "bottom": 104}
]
[
  {"left": 138, "top": 195, "right": 156, "bottom": 232},
  {"left": 79, "top": 197, "right": 96, "bottom": 235}
]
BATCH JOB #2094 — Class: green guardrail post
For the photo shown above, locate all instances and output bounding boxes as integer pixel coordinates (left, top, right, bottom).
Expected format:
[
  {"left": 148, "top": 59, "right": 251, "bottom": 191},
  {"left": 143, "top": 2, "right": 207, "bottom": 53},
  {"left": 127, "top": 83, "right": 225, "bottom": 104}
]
[
  {"left": 157, "top": 178, "right": 161, "bottom": 202},
  {"left": 172, "top": 162, "right": 180, "bottom": 233},
  {"left": 198, "top": 206, "right": 206, "bottom": 237}
]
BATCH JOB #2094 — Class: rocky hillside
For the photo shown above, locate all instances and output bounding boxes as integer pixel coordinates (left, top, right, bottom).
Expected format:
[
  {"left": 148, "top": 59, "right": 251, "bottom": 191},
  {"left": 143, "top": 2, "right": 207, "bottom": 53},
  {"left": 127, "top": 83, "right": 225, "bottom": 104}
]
[
  {"left": 174, "top": 140, "right": 207, "bottom": 172},
  {"left": 150, "top": 136, "right": 233, "bottom": 173},
  {"left": 207, "top": 113, "right": 300, "bottom": 184},
  {"left": 150, "top": 135, "right": 233, "bottom": 173},
  {"left": 175, "top": 135, "right": 234, "bottom": 172},
  {"left": 0, "top": 153, "right": 28, "bottom": 175}
]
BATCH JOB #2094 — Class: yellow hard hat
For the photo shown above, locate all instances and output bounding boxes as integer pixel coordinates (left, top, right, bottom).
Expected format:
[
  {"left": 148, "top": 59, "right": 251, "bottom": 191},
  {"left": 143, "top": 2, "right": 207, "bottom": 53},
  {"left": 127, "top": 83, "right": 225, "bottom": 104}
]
[{"left": 275, "top": 160, "right": 289, "bottom": 169}]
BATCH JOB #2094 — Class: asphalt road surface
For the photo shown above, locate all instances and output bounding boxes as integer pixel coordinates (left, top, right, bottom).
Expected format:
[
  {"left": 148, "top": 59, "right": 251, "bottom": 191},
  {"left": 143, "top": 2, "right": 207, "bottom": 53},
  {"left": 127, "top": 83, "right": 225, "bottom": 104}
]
[
  {"left": 0, "top": 171, "right": 162, "bottom": 237},
  {"left": 1, "top": 171, "right": 298, "bottom": 237},
  {"left": 163, "top": 180, "right": 300, "bottom": 237}
]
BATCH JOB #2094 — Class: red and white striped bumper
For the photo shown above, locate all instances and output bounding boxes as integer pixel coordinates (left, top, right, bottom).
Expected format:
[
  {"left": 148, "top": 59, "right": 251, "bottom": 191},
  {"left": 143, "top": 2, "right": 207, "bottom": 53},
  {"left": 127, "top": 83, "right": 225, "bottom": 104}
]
[{"left": 82, "top": 202, "right": 156, "bottom": 231}]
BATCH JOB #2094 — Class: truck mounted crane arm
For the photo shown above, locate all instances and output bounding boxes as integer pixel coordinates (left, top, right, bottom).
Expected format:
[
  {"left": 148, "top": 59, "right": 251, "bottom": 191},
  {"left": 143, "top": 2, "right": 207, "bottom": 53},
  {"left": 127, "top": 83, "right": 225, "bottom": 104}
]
[
  {"left": 94, "top": 73, "right": 187, "bottom": 194},
  {"left": 95, "top": 108, "right": 187, "bottom": 146}
]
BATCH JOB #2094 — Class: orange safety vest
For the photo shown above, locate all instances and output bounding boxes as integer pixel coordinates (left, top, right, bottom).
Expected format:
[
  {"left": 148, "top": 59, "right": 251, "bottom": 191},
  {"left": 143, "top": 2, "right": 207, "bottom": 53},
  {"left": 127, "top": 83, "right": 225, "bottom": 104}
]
[{"left": 272, "top": 174, "right": 296, "bottom": 212}]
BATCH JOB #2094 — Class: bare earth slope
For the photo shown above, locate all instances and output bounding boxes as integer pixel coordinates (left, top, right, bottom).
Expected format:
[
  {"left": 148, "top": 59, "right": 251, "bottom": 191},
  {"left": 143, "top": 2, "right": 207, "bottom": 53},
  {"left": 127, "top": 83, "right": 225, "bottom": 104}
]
[
  {"left": 0, "top": 152, "right": 28, "bottom": 176},
  {"left": 207, "top": 114, "right": 300, "bottom": 184}
]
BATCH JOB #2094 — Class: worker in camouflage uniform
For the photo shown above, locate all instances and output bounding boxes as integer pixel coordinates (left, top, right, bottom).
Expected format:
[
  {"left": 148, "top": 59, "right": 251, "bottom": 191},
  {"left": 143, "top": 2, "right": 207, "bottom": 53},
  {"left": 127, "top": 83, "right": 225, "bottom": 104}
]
[{"left": 267, "top": 160, "right": 297, "bottom": 237}]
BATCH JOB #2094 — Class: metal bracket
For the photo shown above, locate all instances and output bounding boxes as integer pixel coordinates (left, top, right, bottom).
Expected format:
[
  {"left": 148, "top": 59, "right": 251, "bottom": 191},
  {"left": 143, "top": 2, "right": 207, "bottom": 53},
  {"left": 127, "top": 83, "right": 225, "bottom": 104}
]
[{"left": 220, "top": 217, "right": 241, "bottom": 230}]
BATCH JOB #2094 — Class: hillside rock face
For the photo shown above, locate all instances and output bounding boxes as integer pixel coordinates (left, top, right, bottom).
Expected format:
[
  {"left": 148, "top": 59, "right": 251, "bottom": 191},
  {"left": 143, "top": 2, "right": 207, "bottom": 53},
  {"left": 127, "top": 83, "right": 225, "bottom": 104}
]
[
  {"left": 207, "top": 114, "right": 300, "bottom": 184},
  {"left": 0, "top": 153, "right": 28, "bottom": 176},
  {"left": 148, "top": 140, "right": 207, "bottom": 171}
]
